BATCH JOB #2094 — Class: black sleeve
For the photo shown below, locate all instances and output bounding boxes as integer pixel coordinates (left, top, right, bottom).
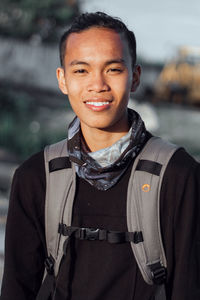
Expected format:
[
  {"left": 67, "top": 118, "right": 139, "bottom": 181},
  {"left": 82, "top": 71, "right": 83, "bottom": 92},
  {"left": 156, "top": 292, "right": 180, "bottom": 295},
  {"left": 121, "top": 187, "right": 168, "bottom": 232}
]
[
  {"left": 160, "top": 149, "right": 200, "bottom": 300},
  {"left": 0, "top": 151, "right": 47, "bottom": 300}
]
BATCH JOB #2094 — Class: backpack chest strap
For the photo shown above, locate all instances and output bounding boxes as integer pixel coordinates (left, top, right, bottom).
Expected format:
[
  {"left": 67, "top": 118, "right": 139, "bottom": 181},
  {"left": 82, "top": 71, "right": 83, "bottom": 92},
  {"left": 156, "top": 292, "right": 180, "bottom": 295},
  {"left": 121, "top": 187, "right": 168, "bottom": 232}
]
[{"left": 58, "top": 223, "right": 144, "bottom": 244}]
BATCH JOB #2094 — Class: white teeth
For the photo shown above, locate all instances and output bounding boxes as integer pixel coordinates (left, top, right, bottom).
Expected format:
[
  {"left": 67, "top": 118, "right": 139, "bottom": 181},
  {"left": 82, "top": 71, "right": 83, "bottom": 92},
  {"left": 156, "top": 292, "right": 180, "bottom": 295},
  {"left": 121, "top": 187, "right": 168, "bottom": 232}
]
[{"left": 86, "top": 101, "right": 110, "bottom": 106}]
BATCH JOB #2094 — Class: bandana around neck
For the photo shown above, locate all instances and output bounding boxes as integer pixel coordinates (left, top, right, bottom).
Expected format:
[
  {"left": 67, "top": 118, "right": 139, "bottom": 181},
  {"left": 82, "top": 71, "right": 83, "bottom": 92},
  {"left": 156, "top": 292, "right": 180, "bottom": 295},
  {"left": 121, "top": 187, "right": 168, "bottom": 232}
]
[
  {"left": 88, "top": 128, "right": 132, "bottom": 168},
  {"left": 67, "top": 108, "right": 147, "bottom": 191}
]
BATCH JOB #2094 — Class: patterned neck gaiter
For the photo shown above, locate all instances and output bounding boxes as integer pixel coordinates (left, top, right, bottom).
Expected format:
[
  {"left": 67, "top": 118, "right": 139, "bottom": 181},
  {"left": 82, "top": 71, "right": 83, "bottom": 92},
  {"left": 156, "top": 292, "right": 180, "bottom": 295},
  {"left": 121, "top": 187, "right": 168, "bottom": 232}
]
[
  {"left": 88, "top": 128, "right": 132, "bottom": 168},
  {"left": 67, "top": 108, "right": 147, "bottom": 191}
]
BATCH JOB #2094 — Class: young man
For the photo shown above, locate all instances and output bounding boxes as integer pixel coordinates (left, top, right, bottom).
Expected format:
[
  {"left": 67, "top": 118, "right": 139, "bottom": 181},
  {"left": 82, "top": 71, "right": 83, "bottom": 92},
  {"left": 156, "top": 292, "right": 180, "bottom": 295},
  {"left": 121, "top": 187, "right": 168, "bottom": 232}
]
[{"left": 1, "top": 12, "right": 200, "bottom": 300}]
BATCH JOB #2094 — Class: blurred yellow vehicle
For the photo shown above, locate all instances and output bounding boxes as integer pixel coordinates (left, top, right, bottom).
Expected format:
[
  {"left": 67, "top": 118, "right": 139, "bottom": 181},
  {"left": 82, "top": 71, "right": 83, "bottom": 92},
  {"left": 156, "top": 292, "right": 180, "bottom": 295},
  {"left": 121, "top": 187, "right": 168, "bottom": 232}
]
[{"left": 154, "top": 46, "right": 200, "bottom": 105}]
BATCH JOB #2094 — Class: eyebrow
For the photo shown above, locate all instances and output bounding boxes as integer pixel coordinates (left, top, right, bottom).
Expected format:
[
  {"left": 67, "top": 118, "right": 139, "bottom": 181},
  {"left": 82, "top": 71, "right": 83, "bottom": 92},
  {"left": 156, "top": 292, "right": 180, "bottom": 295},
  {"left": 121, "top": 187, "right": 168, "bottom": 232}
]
[
  {"left": 70, "top": 60, "right": 89, "bottom": 66},
  {"left": 69, "top": 59, "right": 126, "bottom": 67},
  {"left": 105, "top": 59, "right": 126, "bottom": 66}
]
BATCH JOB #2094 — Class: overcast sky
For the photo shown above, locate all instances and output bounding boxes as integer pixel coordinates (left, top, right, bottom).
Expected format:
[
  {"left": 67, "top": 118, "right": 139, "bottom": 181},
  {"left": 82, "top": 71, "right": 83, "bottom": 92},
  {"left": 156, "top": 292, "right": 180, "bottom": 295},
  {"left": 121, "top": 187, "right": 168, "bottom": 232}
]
[{"left": 81, "top": 0, "right": 200, "bottom": 62}]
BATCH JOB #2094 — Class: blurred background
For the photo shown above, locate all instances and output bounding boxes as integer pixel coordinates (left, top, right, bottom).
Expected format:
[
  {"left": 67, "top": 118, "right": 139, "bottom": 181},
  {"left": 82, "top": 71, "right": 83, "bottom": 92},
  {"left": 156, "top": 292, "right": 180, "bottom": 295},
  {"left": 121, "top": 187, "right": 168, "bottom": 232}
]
[{"left": 0, "top": 0, "right": 200, "bottom": 283}]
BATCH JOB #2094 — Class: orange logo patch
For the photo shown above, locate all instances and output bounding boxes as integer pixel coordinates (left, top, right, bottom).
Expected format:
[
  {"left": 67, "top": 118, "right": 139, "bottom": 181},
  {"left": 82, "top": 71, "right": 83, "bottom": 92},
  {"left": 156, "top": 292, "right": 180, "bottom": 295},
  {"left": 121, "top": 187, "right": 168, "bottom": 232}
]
[{"left": 142, "top": 184, "right": 150, "bottom": 192}]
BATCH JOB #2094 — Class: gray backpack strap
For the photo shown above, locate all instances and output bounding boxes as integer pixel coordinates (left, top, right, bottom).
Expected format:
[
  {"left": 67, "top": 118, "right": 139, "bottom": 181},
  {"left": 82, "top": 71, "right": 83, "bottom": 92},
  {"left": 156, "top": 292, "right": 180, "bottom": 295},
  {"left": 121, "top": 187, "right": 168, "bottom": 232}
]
[
  {"left": 127, "top": 136, "right": 179, "bottom": 286},
  {"left": 44, "top": 138, "right": 76, "bottom": 276}
]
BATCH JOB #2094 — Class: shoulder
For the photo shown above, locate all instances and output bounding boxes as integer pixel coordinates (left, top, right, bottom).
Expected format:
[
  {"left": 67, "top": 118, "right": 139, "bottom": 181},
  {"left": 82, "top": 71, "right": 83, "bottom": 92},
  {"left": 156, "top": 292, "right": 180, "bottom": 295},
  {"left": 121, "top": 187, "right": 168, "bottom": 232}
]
[
  {"left": 144, "top": 134, "right": 199, "bottom": 177},
  {"left": 161, "top": 147, "right": 200, "bottom": 220},
  {"left": 161, "top": 147, "right": 199, "bottom": 205},
  {"left": 15, "top": 150, "right": 45, "bottom": 182},
  {"left": 12, "top": 151, "right": 46, "bottom": 206},
  {"left": 165, "top": 147, "right": 199, "bottom": 180},
  {"left": 9, "top": 151, "right": 46, "bottom": 222}
]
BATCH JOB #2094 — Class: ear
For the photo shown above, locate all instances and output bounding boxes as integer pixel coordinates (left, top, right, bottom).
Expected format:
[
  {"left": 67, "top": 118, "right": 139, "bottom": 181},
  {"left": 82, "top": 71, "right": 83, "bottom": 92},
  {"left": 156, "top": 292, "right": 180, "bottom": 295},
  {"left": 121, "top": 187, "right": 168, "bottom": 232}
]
[
  {"left": 56, "top": 67, "right": 68, "bottom": 95},
  {"left": 131, "top": 64, "right": 141, "bottom": 92}
]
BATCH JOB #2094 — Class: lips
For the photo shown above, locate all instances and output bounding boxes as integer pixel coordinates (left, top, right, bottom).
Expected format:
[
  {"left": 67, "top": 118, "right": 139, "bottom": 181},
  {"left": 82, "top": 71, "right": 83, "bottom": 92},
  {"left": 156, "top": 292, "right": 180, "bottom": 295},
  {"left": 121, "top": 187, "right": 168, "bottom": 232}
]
[{"left": 84, "top": 99, "right": 112, "bottom": 111}]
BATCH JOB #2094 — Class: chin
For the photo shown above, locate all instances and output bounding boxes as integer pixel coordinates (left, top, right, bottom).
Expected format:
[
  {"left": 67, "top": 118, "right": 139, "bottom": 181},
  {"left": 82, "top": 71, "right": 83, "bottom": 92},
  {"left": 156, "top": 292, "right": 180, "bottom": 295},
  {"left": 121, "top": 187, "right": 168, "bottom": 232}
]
[{"left": 83, "top": 119, "right": 122, "bottom": 132}]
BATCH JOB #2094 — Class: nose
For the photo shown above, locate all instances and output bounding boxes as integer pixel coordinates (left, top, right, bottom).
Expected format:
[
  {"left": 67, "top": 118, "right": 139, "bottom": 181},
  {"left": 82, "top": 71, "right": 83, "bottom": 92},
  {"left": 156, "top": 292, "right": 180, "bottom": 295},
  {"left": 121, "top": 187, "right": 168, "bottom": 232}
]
[{"left": 87, "top": 72, "right": 110, "bottom": 92}]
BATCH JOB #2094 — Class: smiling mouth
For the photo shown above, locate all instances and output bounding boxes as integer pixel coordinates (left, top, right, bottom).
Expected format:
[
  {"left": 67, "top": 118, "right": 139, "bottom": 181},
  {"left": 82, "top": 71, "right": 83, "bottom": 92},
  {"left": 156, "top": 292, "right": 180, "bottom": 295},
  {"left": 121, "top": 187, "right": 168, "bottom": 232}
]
[
  {"left": 85, "top": 101, "right": 111, "bottom": 107},
  {"left": 84, "top": 99, "right": 112, "bottom": 111}
]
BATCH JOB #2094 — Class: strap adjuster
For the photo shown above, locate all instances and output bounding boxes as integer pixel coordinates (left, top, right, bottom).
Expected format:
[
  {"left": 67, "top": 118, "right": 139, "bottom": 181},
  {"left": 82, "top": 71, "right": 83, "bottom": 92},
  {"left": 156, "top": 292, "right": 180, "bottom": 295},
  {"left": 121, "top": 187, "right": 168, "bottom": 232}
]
[
  {"left": 133, "top": 231, "right": 143, "bottom": 244},
  {"left": 79, "top": 228, "right": 100, "bottom": 241},
  {"left": 44, "top": 255, "right": 55, "bottom": 275},
  {"left": 149, "top": 262, "right": 167, "bottom": 285}
]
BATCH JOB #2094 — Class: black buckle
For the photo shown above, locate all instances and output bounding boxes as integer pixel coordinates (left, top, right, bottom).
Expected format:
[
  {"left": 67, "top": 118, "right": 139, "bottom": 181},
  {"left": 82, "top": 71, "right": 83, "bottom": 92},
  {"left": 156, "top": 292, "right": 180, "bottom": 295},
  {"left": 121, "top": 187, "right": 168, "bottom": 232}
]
[
  {"left": 133, "top": 231, "right": 143, "bottom": 244},
  {"left": 79, "top": 228, "right": 100, "bottom": 241},
  {"left": 44, "top": 255, "right": 55, "bottom": 275},
  {"left": 150, "top": 262, "right": 167, "bottom": 285}
]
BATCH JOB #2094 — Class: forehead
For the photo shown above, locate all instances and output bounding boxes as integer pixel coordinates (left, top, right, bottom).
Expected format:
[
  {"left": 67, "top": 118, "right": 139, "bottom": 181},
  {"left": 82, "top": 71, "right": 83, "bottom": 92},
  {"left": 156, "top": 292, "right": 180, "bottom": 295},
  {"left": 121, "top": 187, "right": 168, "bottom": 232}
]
[{"left": 64, "top": 27, "right": 131, "bottom": 64}]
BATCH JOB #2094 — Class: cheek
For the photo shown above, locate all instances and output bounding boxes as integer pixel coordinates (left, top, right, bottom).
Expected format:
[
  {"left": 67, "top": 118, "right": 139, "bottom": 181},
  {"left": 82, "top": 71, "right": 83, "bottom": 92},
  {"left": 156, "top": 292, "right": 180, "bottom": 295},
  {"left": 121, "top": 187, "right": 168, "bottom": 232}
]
[
  {"left": 66, "top": 82, "right": 78, "bottom": 95},
  {"left": 65, "top": 75, "right": 83, "bottom": 96},
  {"left": 113, "top": 76, "right": 132, "bottom": 98}
]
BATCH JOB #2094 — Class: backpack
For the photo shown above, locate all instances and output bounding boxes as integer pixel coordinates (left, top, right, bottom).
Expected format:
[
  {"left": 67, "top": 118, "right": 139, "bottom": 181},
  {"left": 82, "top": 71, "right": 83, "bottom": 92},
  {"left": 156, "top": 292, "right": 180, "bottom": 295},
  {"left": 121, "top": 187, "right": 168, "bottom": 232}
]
[{"left": 36, "top": 136, "right": 179, "bottom": 300}]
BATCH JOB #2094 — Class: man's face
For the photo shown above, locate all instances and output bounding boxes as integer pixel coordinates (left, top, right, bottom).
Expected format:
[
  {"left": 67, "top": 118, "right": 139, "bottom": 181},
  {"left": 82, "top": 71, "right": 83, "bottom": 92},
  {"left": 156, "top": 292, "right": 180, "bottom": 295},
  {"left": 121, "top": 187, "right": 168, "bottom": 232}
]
[{"left": 57, "top": 27, "right": 140, "bottom": 134}]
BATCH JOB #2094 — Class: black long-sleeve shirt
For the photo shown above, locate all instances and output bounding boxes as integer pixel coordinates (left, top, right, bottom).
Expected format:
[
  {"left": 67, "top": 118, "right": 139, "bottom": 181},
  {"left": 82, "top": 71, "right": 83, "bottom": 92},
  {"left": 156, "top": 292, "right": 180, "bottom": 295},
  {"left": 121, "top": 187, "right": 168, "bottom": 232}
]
[{"left": 0, "top": 148, "right": 200, "bottom": 300}]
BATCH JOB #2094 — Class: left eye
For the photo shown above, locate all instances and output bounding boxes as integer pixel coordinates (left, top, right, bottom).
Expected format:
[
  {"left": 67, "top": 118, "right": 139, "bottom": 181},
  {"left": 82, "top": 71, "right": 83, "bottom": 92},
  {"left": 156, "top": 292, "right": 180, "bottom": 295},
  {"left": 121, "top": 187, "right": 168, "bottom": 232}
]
[{"left": 74, "top": 69, "right": 87, "bottom": 73}]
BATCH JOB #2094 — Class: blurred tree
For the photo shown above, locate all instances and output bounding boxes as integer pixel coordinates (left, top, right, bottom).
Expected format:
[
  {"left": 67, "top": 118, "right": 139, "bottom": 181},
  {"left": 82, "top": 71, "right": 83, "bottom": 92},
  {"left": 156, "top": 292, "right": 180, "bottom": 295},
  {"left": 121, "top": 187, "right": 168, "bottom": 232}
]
[
  {"left": 0, "top": 84, "right": 67, "bottom": 161},
  {"left": 0, "top": 0, "right": 80, "bottom": 42}
]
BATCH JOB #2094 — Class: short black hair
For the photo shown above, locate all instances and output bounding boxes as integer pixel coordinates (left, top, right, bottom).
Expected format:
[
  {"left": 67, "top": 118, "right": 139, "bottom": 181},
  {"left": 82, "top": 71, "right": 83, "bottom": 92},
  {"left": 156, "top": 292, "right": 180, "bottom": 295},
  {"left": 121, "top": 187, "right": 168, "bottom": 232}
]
[{"left": 59, "top": 12, "right": 137, "bottom": 69}]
